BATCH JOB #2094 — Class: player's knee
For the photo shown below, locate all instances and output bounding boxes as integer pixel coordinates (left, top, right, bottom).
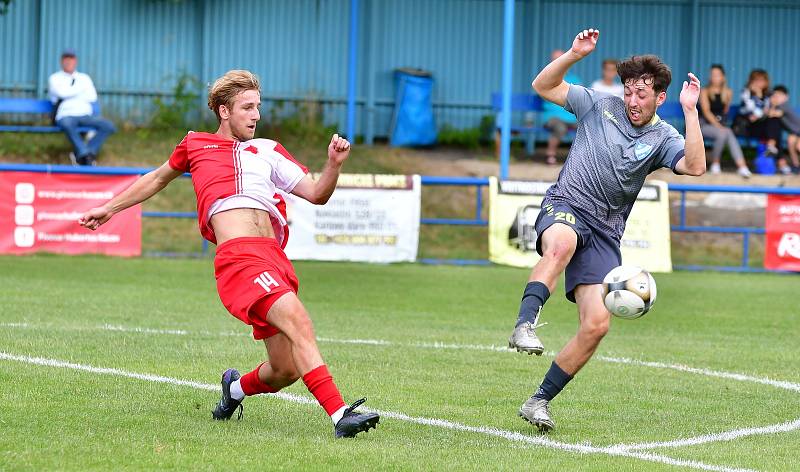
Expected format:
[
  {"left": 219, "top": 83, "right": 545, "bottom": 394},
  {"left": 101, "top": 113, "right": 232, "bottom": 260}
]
[
  {"left": 290, "top": 312, "right": 316, "bottom": 341},
  {"left": 581, "top": 316, "right": 610, "bottom": 341},
  {"left": 543, "top": 240, "right": 575, "bottom": 265},
  {"left": 274, "top": 297, "right": 316, "bottom": 340},
  {"left": 282, "top": 310, "right": 317, "bottom": 348}
]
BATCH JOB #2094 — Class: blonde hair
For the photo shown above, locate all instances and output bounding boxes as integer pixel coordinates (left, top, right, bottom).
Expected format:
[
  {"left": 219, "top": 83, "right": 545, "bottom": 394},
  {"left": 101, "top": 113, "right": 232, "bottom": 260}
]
[{"left": 207, "top": 70, "right": 261, "bottom": 122}]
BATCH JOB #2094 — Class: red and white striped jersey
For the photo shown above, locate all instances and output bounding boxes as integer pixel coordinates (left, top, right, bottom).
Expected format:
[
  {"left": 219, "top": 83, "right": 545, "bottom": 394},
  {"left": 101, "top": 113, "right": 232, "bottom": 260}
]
[{"left": 168, "top": 132, "right": 308, "bottom": 246}]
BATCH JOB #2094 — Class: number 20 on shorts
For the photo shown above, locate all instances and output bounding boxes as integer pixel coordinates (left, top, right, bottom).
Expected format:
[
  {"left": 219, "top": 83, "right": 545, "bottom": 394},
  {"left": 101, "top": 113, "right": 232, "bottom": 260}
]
[{"left": 554, "top": 211, "right": 576, "bottom": 225}]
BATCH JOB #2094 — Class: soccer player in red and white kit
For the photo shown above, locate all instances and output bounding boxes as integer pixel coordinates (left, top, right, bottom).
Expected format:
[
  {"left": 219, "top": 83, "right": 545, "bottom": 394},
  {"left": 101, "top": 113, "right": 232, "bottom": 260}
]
[{"left": 78, "top": 70, "right": 379, "bottom": 438}]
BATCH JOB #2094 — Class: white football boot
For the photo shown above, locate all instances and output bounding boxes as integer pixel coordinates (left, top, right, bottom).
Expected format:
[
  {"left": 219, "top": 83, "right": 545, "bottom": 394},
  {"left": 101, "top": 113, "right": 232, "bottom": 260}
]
[
  {"left": 508, "top": 308, "right": 546, "bottom": 355},
  {"left": 519, "top": 396, "right": 555, "bottom": 433}
]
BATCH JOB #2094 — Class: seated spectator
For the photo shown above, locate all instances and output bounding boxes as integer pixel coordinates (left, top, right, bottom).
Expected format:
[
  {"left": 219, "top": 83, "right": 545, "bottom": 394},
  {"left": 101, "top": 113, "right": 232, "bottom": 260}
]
[
  {"left": 590, "top": 58, "right": 624, "bottom": 99},
  {"left": 48, "top": 49, "right": 115, "bottom": 166},
  {"left": 540, "top": 49, "right": 582, "bottom": 165},
  {"left": 734, "top": 69, "right": 783, "bottom": 169},
  {"left": 699, "top": 64, "right": 751, "bottom": 178},
  {"left": 769, "top": 85, "right": 800, "bottom": 174}
]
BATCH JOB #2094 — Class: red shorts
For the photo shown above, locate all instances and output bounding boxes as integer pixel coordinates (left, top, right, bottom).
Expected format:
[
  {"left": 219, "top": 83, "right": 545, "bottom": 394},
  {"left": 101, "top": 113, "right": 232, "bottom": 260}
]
[{"left": 214, "top": 237, "right": 299, "bottom": 340}]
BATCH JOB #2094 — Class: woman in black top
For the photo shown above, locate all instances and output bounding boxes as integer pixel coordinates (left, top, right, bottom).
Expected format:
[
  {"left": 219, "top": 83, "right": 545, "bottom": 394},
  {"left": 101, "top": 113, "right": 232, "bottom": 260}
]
[{"left": 699, "top": 64, "right": 751, "bottom": 177}]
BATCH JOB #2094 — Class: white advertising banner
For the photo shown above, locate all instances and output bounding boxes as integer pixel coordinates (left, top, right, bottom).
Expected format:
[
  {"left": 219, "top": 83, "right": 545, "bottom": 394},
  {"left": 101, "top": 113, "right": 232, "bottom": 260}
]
[
  {"left": 489, "top": 177, "right": 672, "bottom": 272},
  {"left": 284, "top": 174, "right": 421, "bottom": 262}
]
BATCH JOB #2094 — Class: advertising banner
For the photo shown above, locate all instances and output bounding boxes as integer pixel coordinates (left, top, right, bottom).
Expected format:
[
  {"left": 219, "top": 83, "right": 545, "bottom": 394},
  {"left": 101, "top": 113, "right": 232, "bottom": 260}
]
[
  {"left": 284, "top": 174, "right": 421, "bottom": 262},
  {"left": 488, "top": 178, "right": 672, "bottom": 272},
  {"left": 0, "top": 171, "right": 141, "bottom": 256},
  {"left": 764, "top": 194, "right": 800, "bottom": 271}
]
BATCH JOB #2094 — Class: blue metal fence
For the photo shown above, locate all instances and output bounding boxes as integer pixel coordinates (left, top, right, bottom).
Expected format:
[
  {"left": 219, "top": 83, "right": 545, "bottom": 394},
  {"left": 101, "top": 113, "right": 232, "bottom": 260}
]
[
  {"left": 5, "top": 0, "right": 800, "bottom": 140},
  {"left": 2, "top": 163, "right": 798, "bottom": 273}
]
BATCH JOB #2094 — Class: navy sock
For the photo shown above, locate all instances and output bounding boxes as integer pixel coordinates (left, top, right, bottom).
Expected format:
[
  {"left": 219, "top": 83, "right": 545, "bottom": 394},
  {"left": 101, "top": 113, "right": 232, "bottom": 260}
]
[
  {"left": 515, "top": 281, "right": 550, "bottom": 327},
  {"left": 533, "top": 361, "right": 573, "bottom": 401}
]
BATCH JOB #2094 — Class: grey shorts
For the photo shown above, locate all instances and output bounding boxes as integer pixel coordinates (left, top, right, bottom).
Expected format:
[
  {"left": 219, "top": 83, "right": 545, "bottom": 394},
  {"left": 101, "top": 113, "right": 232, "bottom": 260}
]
[
  {"left": 534, "top": 202, "right": 622, "bottom": 303},
  {"left": 543, "top": 118, "right": 574, "bottom": 140}
]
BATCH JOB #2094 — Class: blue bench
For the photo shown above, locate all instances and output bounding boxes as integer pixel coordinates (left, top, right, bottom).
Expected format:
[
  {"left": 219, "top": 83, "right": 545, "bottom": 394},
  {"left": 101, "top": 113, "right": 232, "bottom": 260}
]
[
  {"left": 490, "top": 93, "right": 546, "bottom": 157},
  {"left": 0, "top": 97, "right": 99, "bottom": 133}
]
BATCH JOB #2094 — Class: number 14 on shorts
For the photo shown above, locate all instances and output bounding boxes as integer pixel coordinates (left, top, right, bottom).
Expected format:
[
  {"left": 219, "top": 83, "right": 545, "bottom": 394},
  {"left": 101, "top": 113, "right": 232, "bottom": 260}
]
[{"left": 254, "top": 271, "right": 280, "bottom": 292}]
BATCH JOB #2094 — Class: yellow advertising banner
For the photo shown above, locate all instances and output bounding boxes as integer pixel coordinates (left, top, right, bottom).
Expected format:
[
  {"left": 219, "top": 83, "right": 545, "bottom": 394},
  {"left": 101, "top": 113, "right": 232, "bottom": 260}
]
[{"left": 488, "top": 178, "right": 672, "bottom": 272}]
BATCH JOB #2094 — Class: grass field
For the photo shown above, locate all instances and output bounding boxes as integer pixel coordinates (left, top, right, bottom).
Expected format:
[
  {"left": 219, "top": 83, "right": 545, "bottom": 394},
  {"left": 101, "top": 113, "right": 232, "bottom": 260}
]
[{"left": 1, "top": 255, "right": 799, "bottom": 471}]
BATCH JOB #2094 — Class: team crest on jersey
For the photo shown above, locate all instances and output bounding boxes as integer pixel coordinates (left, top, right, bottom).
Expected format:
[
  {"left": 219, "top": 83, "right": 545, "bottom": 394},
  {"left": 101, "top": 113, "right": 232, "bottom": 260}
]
[
  {"left": 244, "top": 145, "right": 258, "bottom": 154},
  {"left": 634, "top": 141, "right": 653, "bottom": 160}
]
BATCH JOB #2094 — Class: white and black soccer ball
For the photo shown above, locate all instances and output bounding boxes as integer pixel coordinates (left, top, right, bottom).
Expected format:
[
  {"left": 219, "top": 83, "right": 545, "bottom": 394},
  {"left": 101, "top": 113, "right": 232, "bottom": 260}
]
[{"left": 602, "top": 266, "right": 657, "bottom": 320}]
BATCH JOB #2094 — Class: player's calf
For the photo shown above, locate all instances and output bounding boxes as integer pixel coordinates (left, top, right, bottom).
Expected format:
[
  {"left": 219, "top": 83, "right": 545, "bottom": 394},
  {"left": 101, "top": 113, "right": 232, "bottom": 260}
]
[
  {"left": 268, "top": 363, "right": 300, "bottom": 389},
  {"left": 268, "top": 294, "right": 380, "bottom": 438}
]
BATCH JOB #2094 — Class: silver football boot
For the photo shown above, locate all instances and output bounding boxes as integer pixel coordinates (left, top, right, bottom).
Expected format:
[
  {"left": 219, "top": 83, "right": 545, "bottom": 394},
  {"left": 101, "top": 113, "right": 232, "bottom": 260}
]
[
  {"left": 519, "top": 396, "right": 555, "bottom": 433},
  {"left": 508, "top": 308, "right": 546, "bottom": 355}
]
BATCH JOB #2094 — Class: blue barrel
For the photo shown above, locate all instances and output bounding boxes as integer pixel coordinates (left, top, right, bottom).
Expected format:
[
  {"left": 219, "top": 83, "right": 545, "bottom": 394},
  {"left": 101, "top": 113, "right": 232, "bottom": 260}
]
[
  {"left": 390, "top": 68, "right": 436, "bottom": 147},
  {"left": 753, "top": 143, "right": 776, "bottom": 175}
]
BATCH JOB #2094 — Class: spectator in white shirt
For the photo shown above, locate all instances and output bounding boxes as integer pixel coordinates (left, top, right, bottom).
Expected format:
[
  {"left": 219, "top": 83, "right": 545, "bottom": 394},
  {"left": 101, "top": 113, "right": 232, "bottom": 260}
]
[
  {"left": 590, "top": 58, "right": 624, "bottom": 99},
  {"left": 48, "top": 49, "right": 115, "bottom": 166}
]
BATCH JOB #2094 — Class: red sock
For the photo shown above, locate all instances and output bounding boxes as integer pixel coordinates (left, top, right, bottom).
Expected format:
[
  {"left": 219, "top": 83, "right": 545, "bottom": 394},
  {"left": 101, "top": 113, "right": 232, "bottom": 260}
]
[
  {"left": 302, "top": 365, "right": 346, "bottom": 416},
  {"left": 240, "top": 363, "right": 279, "bottom": 396}
]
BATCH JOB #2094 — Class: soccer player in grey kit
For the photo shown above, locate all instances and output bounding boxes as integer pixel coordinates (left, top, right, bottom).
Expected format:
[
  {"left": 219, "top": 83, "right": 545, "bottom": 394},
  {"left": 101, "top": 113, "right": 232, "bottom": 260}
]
[{"left": 507, "top": 28, "right": 706, "bottom": 432}]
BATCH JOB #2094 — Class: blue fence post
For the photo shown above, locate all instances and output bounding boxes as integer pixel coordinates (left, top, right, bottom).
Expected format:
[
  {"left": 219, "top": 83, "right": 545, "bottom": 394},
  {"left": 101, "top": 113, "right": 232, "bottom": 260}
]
[
  {"left": 742, "top": 231, "right": 750, "bottom": 269},
  {"left": 346, "top": 0, "right": 359, "bottom": 141},
  {"left": 202, "top": 239, "right": 209, "bottom": 256},
  {"left": 499, "top": 0, "right": 515, "bottom": 181},
  {"left": 679, "top": 190, "right": 687, "bottom": 227},
  {"left": 475, "top": 184, "right": 483, "bottom": 221}
]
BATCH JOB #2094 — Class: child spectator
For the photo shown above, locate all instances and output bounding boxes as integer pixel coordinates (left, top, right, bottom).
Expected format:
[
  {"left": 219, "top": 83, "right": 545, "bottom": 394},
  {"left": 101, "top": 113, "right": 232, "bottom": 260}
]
[
  {"left": 734, "top": 69, "right": 784, "bottom": 171},
  {"left": 769, "top": 85, "right": 800, "bottom": 174}
]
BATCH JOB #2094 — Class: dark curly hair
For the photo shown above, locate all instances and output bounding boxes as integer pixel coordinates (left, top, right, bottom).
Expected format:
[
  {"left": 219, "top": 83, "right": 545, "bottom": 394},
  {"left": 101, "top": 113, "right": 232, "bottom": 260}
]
[{"left": 617, "top": 55, "right": 672, "bottom": 94}]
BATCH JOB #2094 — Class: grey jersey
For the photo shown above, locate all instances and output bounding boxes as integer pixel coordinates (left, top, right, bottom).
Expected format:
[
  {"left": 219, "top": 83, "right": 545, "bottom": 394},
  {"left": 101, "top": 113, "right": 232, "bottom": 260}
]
[{"left": 544, "top": 84, "right": 686, "bottom": 240}]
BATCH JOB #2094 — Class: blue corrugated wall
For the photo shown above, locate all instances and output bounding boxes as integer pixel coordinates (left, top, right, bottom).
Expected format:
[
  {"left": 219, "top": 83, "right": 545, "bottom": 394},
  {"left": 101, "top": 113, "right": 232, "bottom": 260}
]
[{"left": 1, "top": 0, "right": 799, "bottom": 140}]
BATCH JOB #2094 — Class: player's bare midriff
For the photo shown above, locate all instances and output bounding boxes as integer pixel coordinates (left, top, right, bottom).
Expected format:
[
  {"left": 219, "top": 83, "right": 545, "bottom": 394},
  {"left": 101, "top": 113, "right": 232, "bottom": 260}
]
[{"left": 210, "top": 208, "right": 276, "bottom": 245}]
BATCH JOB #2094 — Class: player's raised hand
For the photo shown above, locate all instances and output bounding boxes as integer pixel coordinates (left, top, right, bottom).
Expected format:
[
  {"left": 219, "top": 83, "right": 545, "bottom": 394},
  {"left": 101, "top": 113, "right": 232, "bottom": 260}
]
[
  {"left": 78, "top": 205, "right": 112, "bottom": 231},
  {"left": 680, "top": 72, "right": 702, "bottom": 111},
  {"left": 328, "top": 133, "right": 351, "bottom": 166},
  {"left": 571, "top": 28, "right": 599, "bottom": 58}
]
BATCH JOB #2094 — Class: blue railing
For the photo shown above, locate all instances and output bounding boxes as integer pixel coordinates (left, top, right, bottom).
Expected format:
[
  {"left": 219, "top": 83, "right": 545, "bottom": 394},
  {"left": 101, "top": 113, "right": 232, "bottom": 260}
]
[
  {"left": 668, "top": 184, "right": 800, "bottom": 273},
  {"left": 420, "top": 175, "right": 489, "bottom": 227},
  {"left": 2, "top": 163, "right": 799, "bottom": 272}
]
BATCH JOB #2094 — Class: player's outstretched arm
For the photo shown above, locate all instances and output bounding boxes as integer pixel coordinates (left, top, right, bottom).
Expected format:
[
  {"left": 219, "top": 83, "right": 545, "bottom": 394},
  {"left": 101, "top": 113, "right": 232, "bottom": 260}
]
[
  {"left": 675, "top": 72, "right": 707, "bottom": 176},
  {"left": 78, "top": 161, "right": 183, "bottom": 230},
  {"left": 532, "top": 28, "right": 598, "bottom": 106},
  {"left": 291, "top": 134, "right": 350, "bottom": 205}
]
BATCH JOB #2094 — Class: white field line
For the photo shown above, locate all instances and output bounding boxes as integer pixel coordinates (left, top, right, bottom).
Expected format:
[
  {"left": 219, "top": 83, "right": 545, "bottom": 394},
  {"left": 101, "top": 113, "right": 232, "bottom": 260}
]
[
  {"left": 3, "top": 322, "right": 800, "bottom": 393},
  {"left": 3, "top": 321, "right": 800, "bottom": 456},
  {"left": 611, "top": 418, "right": 800, "bottom": 451},
  {"left": 0, "top": 351, "right": 752, "bottom": 472},
  {"left": 592, "top": 354, "right": 800, "bottom": 394}
]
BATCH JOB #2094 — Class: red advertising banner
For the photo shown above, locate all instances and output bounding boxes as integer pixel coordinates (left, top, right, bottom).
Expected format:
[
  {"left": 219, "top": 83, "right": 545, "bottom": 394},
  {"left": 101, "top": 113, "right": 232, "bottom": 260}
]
[
  {"left": 765, "top": 194, "right": 800, "bottom": 271},
  {"left": 0, "top": 171, "right": 141, "bottom": 256}
]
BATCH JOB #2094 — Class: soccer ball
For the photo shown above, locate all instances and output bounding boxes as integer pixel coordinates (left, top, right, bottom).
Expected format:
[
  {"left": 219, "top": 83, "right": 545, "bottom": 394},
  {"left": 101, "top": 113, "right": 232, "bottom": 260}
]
[{"left": 602, "top": 266, "right": 657, "bottom": 319}]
